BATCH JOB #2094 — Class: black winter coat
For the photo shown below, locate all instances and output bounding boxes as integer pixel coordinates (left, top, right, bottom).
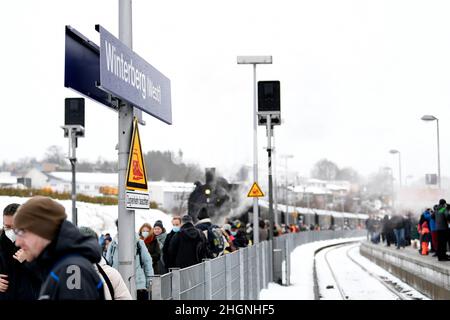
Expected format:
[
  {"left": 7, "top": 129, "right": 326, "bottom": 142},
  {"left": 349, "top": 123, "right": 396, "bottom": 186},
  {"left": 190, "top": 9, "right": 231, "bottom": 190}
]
[
  {"left": 0, "top": 231, "right": 41, "bottom": 300},
  {"left": 390, "top": 215, "right": 405, "bottom": 230},
  {"left": 167, "top": 222, "right": 207, "bottom": 269},
  {"left": 162, "top": 231, "right": 176, "bottom": 270},
  {"left": 233, "top": 230, "right": 248, "bottom": 248},
  {"left": 29, "top": 220, "right": 105, "bottom": 300}
]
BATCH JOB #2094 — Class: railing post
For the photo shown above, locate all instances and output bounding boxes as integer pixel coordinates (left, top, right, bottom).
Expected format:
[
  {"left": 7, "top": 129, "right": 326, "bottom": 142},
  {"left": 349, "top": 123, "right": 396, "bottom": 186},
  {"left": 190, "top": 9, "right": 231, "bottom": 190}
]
[
  {"left": 261, "top": 241, "right": 266, "bottom": 289},
  {"left": 170, "top": 268, "right": 181, "bottom": 300},
  {"left": 225, "top": 253, "right": 233, "bottom": 300},
  {"left": 285, "top": 236, "right": 291, "bottom": 286},
  {"left": 273, "top": 249, "right": 282, "bottom": 285},
  {"left": 150, "top": 275, "right": 161, "bottom": 300},
  {"left": 268, "top": 241, "right": 274, "bottom": 282},
  {"left": 248, "top": 246, "right": 254, "bottom": 299},
  {"left": 204, "top": 259, "right": 212, "bottom": 300},
  {"left": 255, "top": 244, "right": 261, "bottom": 299},
  {"left": 239, "top": 249, "right": 245, "bottom": 300}
]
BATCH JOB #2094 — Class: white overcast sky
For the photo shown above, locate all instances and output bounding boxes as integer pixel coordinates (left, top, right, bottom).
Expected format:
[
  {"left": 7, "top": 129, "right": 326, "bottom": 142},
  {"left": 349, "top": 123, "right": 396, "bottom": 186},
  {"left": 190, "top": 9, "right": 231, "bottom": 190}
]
[{"left": 1, "top": 0, "right": 450, "bottom": 183}]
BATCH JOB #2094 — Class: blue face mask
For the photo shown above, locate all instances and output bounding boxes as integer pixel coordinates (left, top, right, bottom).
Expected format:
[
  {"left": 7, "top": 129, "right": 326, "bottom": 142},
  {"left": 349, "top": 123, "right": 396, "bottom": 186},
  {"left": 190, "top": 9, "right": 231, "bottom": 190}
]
[
  {"left": 172, "top": 226, "right": 180, "bottom": 233},
  {"left": 231, "top": 231, "right": 237, "bottom": 236}
]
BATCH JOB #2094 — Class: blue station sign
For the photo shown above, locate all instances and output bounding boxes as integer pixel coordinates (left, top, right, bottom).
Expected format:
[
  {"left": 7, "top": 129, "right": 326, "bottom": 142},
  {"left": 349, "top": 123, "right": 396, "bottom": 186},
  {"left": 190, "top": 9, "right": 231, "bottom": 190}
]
[
  {"left": 65, "top": 25, "right": 172, "bottom": 125},
  {"left": 97, "top": 25, "right": 172, "bottom": 124}
]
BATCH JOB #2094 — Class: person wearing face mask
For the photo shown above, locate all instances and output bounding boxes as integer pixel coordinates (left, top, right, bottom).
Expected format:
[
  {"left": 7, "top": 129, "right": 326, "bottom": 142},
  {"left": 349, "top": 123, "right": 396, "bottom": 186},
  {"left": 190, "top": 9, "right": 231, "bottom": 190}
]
[
  {"left": 230, "top": 222, "right": 248, "bottom": 249},
  {"left": 162, "top": 216, "right": 182, "bottom": 270},
  {"left": 0, "top": 203, "right": 41, "bottom": 300},
  {"left": 138, "top": 223, "right": 161, "bottom": 274}
]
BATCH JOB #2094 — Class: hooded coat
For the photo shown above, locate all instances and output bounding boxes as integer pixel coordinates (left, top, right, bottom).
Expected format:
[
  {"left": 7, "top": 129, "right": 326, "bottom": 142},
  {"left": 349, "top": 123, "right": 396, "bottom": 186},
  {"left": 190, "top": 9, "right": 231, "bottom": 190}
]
[
  {"left": 30, "top": 220, "right": 105, "bottom": 300},
  {"left": 106, "top": 233, "right": 154, "bottom": 290},
  {"left": 166, "top": 222, "right": 207, "bottom": 269},
  {"left": 0, "top": 230, "right": 41, "bottom": 300}
]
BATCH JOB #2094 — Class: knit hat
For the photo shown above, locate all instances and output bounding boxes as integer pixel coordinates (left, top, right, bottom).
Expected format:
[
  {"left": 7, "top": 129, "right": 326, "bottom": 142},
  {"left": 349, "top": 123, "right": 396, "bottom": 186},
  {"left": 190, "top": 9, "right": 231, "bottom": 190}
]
[
  {"left": 14, "top": 196, "right": 67, "bottom": 240},
  {"left": 181, "top": 215, "right": 193, "bottom": 224},
  {"left": 153, "top": 220, "right": 164, "bottom": 229}
]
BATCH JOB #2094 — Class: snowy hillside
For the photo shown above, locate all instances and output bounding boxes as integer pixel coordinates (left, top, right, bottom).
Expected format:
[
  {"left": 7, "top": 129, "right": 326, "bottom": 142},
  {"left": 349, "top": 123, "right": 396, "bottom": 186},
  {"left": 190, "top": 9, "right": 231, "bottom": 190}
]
[{"left": 0, "top": 196, "right": 173, "bottom": 238}]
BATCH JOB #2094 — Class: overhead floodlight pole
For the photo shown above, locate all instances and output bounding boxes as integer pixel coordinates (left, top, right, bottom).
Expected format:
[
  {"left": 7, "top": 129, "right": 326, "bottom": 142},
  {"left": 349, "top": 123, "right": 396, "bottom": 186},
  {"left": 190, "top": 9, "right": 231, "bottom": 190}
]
[
  {"left": 281, "top": 154, "right": 293, "bottom": 225},
  {"left": 389, "top": 149, "right": 402, "bottom": 188},
  {"left": 421, "top": 115, "right": 441, "bottom": 189},
  {"left": 237, "top": 55, "right": 272, "bottom": 245}
]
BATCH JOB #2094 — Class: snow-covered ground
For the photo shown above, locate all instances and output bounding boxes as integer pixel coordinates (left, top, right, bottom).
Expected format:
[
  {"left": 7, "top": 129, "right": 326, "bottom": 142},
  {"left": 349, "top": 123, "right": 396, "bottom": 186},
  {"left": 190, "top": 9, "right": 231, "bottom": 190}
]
[
  {"left": 316, "top": 244, "right": 427, "bottom": 300},
  {"left": 345, "top": 245, "right": 429, "bottom": 300},
  {"left": 260, "top": 238, "right": 430, "bottom": 300},
  {"left": 260, "top": 237, "right": 361, "bottom": 300},
  {"left": 0, "top": 196, "right": 173, "bottom": 237}
]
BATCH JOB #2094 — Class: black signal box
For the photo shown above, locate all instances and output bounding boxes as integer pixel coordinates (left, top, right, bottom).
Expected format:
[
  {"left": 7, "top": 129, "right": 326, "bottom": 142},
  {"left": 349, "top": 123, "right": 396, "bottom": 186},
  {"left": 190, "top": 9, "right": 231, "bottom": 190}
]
[
  {"left": 65, "top": 98, "right": 85, "bottom": 127},
  {"left": 258, "top": 81, "right": 280, "bottom": 112}
]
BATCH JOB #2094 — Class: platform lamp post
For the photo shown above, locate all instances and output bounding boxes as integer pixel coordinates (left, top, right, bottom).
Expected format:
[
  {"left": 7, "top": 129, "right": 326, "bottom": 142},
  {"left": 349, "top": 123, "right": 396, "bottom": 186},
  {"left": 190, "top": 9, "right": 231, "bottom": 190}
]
[
  {"left": 280, "top": 154, "right": 294, "bottom": 225},
  {"left": 421, "top": 115, "right": 441, "bottom": 189},
  {"left": 389, "top": 149, "right": 402, "bottom": 188},
  {"left": 237, "top": 55, "right": 272, "bottom": 245}
]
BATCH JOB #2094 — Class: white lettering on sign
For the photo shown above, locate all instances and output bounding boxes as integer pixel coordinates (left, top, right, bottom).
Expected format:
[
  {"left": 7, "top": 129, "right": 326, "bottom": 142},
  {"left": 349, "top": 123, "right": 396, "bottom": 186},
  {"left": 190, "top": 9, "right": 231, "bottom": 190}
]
[{"left": 105, "top": 40, "right": 162, "bottom": 104}]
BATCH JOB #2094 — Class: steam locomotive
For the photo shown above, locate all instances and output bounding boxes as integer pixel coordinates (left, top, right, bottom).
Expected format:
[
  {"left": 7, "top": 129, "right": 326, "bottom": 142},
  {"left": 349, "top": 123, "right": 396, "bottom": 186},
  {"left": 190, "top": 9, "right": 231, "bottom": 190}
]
[
  {"left": 187, "top": 168, "right": 247, "bottom": 223},
  {"left": 187, "top": 168, "right": 368, "bottom": 229}
]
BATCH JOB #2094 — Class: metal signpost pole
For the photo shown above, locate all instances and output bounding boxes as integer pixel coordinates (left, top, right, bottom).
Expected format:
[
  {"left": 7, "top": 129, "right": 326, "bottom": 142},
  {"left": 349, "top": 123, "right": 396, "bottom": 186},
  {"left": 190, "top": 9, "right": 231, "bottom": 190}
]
[
  {"left": 118, "top": 0, "right": 136, "bottom": 299},
  {"left": 273, "top": 134, "right": 278, "bottom": 226},
  {"left": 265, "top": 115, "right": 276, "bottom": 283},
  {"left": 71, "top": 159, "right": 77, "bottom": 225},
  {"left": 267, "top": 116, "right": 274, "bottom": 242},
  {"left": 252, "top": 64, "right": 259, "bottom": 245},
  {"left": 69, "top": 129, "right": 77, "bottom": 226}
]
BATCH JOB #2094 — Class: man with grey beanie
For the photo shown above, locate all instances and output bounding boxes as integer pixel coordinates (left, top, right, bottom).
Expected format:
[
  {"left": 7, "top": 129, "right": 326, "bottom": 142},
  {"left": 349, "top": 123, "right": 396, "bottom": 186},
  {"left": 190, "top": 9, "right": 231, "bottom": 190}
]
[{"left": 14, "top": 196, "right": 105, "bottom": 300}]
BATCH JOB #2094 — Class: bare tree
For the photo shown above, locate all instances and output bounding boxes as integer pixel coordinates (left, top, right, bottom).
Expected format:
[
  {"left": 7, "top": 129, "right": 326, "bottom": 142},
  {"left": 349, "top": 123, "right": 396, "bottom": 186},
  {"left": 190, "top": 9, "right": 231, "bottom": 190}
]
[{"left": 311, "top": 159, "right": 339, "bottom": 181}]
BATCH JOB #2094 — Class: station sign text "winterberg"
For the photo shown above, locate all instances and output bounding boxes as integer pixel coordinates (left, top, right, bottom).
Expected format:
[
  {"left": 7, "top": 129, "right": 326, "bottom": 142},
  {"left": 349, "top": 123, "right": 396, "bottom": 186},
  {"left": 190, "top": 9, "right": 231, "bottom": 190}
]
[{"left": 98, "top": 25, "right": 172, "bottom": 124}]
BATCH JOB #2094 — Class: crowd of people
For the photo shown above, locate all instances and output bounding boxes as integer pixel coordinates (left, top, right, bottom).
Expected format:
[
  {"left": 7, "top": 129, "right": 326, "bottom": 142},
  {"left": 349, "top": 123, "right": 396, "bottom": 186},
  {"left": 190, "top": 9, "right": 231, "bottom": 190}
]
[
  {"left": 366, "top": 198, "right": 450, "bottom": 262},
  {"left": 0, "top": 196, "right": 310, "bottom": 300}
]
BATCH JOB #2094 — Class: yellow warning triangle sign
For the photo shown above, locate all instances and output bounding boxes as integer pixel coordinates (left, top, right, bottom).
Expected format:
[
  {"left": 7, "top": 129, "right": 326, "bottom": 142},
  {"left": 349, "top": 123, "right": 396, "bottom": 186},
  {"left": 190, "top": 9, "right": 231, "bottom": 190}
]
[
  {"left": 126, "top": 118, "right": 148, "bottom": 192},
  {"left": 247, "top": 182, "right": 264, "bottom": 198}
]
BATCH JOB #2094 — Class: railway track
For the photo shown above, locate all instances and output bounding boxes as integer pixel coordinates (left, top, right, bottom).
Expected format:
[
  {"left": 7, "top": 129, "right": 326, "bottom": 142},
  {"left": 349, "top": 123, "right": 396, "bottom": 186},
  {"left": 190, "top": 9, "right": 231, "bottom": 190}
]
[{"left": 313, "top": 241, "right": 421, "bottom": 300}]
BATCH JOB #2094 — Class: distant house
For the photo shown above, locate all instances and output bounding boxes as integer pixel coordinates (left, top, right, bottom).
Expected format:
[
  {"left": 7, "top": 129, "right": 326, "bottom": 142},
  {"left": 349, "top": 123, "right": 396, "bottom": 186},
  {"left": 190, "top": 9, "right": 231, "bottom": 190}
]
[
  {"left": 23, "top": 169, "right": 195, "bottom": 210},
  {"left": 23, "top": 169, "right": 117, "bottom": 196},
  {"left": 148, "top": 181, "right": 195, "bottom": 212},
  {"left": 289, "top": 179, "right": 353, "bottom": 210},
  {"left": 0, "top": 172, "right": 21, "bottom": 188},
  {"left": 47, "top": 171, "right": 118, "bottom": 196},
  {"left": 24, "top": 168, "right": 50, "bottom": 189}
]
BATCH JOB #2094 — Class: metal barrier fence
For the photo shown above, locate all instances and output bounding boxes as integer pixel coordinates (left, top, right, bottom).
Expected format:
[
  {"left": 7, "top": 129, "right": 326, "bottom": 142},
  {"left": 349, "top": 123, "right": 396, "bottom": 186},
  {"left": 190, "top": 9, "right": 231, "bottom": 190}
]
[{"left": 150, "top": 229, "right": 365, "bottom": 300}]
